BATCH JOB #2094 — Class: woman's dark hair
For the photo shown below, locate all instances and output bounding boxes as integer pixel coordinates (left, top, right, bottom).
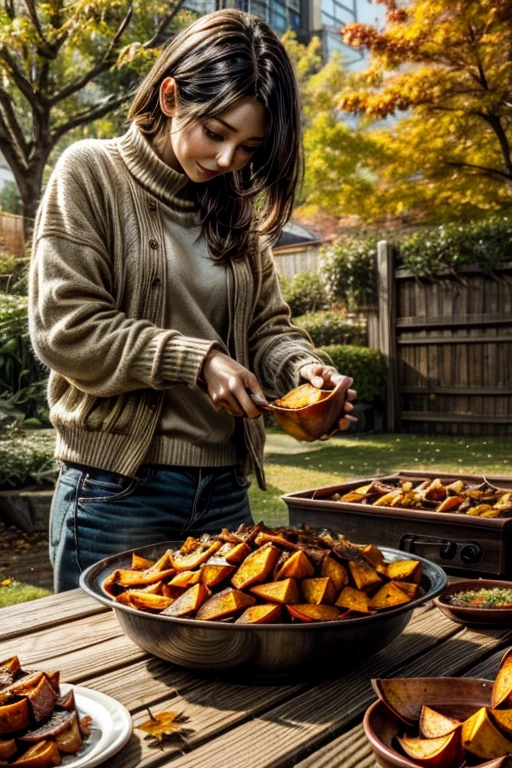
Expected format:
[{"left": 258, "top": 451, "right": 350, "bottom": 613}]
[{"left": 128, "top": 9, "right": 302, "bottom": 261}]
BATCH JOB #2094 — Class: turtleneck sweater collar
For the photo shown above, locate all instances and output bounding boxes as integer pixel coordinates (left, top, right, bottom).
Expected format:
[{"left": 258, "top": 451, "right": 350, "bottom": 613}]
[{"left": 117, "top": 122, "right": 198, "bottom": 213}]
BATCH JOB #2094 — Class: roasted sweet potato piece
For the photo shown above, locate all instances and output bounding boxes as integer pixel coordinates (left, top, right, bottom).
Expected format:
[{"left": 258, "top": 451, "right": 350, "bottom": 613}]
[
  {"left": 385, "top": 559, "right": 422, "bottom": 583},
  {"left": 0, "top": 657, "right": 21, "bottom": 688},
  {"left": 462, "top": 707, "right": 512, "bottom": 759},
  {"left": 301, "top": 577, "right": 337, "bottom": 605},
  {"left": 231, "top": 544, "right": 281, "bottom": 590},
  {"left": 424, "top": 478, "right": 447, "bottom": 501},
  {"left": 348, "top": 561, "right": 382, "bottom": 592},
  {"left": 335, "top": 586, "right": 371, "bottom": 614},
  {"left": 11, "top": 673, "right": 56, "bottom": 723},
  {"left": 419, "top": 705, "right": 461, "bottom": 739},
  {"left": 0, "top": 697, "right": 30, "bottom": 735},
  {"left": 368, "top": 582, "right": 412, "bottom": 610},
  {"left": 489, "top": 709, "right": 512, "bottom": 734},
  {"left": 11, "top": 739, "right": 61, "bottom": 766},
  {"left": 394, "top": 581, "right": 419, "bottom": 599},
  {"left": 117, "top": 591, "right": 174, "bottom": 612},
  {"left": 254, "top": 532, "right": 300, "bottom": 550},
  {"left": 373, "top": 490, "right": 403, "bottom": 507},
  {"left": 492, "top": 649, "right": 512, "bottom": 709},
  {"left": 0, "top": 738, "right": 16, "bottom": 759},
  {"left": 398, "top": 730, "right": 464, "bottom": 767},
  {"left": 437, "top": 495, "right": 464, "bottom": 513},
  {"left": 171, "top": 541, "right": 222, "bottom": 571},
  {"left": 235, "top": 604, "right": 282, "bottom": 624},
  {"left": 320, "top": 556, "right": 348, "bottom": 591},
  {"left": 160, "top": 583, "right": 210, "bottom": 617},
  {"left": 199, "top": 562, "right": 236, "bottom": 587},
  {"left": 250, "top": 578, "right": 300, "bottom": 605},
  {"left": 195, "top": 588, "right": 256, "bottom": 621},
  {"left": 339, "top": 491, "right": 366, "bottom": 503},
  {"left": 359, "top": 544, "right": 384, "bottom": 568},
  {"left": 222, "top": 542, "right": 252, "bottom": 564},
  {"left": 131, "top": 553, "right": 154, "bottom": 569},
  {"left": 286, "top": 604, "right": 340, "bottom": 622},
  {"left": 168, "top": 570, "right": 202, "bottom": 587},
  {"left": 274, "top": 550, "right": 314, "bottom": 580},
  {"left": 273, "top": 383, "right": 329, "bottom": 409}
]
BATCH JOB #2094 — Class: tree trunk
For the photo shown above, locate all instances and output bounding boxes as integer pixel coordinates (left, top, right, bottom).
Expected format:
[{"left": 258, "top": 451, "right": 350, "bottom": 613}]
[{"left": 18, "top": 154, "right": 48, "bottom": 244}]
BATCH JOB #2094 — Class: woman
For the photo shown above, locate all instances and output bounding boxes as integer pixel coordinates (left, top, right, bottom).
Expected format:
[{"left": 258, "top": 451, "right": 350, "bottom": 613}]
[{"left": 29, "top": 9, "right": 355, "bottom": 592}]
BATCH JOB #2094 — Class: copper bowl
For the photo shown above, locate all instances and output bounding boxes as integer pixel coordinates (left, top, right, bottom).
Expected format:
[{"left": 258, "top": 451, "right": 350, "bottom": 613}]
[
  {"left": 80, "top": 544, "right": 446, "bottom": 683},
  {"left": 363, "top": 677, "right": 511, "bottom": 768}
]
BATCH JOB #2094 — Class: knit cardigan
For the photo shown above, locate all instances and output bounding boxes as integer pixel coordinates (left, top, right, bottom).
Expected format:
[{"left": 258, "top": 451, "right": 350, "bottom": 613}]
[{"left": 29, "top": 124, "right": 323, "bottom": 488}]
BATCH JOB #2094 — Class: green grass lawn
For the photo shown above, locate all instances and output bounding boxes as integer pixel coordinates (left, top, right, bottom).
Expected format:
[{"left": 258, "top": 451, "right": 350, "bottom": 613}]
[{"left": 1, "top": 430, "right": 511, "bottom": 608}]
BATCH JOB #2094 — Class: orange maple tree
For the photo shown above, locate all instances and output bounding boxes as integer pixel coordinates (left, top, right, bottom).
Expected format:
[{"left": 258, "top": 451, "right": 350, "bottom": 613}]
[{"left": 332, "top": 0, "right": 512, "bottom": 222}]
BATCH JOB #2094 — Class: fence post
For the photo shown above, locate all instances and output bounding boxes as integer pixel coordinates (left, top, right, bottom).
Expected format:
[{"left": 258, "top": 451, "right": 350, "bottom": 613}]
[{"left": 377, "top": 241, "right": 400, "bottom": 432}]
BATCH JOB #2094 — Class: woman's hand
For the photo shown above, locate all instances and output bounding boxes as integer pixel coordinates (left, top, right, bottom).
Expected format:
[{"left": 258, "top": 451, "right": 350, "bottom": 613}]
[
  {"left": 299, "top": 363, "right": 358, "bottom": 434},
  {"left": 201, "top": 350, "right": 267, "bottom": 419}
]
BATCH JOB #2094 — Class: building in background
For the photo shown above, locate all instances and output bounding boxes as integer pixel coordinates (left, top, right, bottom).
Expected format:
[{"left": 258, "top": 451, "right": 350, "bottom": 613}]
[{"left": 187, "top": 0, "right": 383, "bottom": 63}]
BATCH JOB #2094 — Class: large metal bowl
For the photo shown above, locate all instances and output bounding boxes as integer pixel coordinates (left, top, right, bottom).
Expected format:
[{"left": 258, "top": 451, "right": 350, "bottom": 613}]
[{"left": 80, "top": 542, "right": 447, "bottom": 683}]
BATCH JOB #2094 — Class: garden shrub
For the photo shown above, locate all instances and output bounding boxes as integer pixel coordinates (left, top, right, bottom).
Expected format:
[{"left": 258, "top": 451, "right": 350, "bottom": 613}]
[
  {"left": 279, "top": 271, "right": 328, "bottom": 316},
  {"left": 0, "top": 429, "right": 56, "bottom": 490},
  {"left": 397, "top": 216, "right": 512, "bottom": 277},
  {"left": 295, "top": 310, "right": 367, "bottom": 347},
  {"left": 0, "top": 293, "right": 50, "bottom": 431},
  {"left": 317, "top": 344, "right": 386, "bottom": 405},
  {"left": 320, "top": 238, "right": 378, "bottom": 310}
]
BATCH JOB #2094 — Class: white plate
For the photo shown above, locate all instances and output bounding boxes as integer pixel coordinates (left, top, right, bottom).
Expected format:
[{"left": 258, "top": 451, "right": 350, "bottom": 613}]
[{"left": 59, "top": 683, "right": 133, "bottom": 768}]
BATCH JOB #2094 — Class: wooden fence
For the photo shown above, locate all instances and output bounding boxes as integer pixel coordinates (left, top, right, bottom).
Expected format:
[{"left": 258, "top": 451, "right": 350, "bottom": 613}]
[
  {"left": 0, "top": 213, "right": 26, "bottom": 257},
  {"left": 374, "top": 241, "right": 512, "bottom": 436},
  {"left": 272, "top": 241, "right": 323, "bottom": 279}
]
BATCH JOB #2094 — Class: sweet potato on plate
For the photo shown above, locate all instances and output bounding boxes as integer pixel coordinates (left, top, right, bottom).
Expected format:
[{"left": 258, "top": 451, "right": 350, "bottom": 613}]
[
  {"left": 369, "top": 582, "right": 413, "bottom": 610},
  {"left": 335, "top": 586, "right": 371, "bottom": 614},
  {"left": 398, "top": 730, "right": 464, "bottom": 767},
  {"left": 161, "top": 584, "right": 210, "bottom": 617},
  {"left": 301, "top": 577, "right": 337, "bottom": 605},
  {"left": 320, "top": 556, "right": 348, "bottom": 591},
  {"left": 286, "top": 604, "right": 341, "bottom": 622},
  {"left": 462, "top": 706, "right": 512, "bottom": 759},
  {"left": 419, "top": 705, "right": 461, "bottom": 738},
  {"left": 274, "top": 550, "right": 314, "bottom": 581},
  {"left": 385, "top": 559, "right": 422, "bottom": 583},
  {"left": 231, "top": 544, "right": 281, "bottom": 590}
]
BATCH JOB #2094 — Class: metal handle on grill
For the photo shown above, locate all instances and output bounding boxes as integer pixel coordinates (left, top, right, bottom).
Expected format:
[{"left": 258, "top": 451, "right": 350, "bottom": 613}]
[{"left": 399, "top": 533, "right": 484, "bottom": 566}]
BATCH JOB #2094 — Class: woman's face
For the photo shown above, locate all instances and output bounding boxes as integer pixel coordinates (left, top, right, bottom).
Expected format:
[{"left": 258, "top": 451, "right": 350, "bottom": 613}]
[{"left": 157, "top": 82, "right": 268, "bottom": 182}]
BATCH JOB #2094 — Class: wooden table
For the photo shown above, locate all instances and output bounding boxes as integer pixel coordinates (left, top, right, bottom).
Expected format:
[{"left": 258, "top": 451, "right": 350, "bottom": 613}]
[{"left": 2, "top": 589, "right": 512, "bottom": 768}]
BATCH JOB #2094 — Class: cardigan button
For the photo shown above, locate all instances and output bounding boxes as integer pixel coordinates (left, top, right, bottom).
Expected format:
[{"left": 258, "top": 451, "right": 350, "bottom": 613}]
[
  {"left": 151, "top": 276, "right": 161, "bottom": 287},
  {"left": 149, "top": 239, "right": 158, "bottom": 250}
]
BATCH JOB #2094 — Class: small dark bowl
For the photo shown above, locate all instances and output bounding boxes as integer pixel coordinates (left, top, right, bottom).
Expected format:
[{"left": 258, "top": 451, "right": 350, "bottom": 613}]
[
  {"left": 80, "top": 543, "right": 446, "bottom": 683},
  {"left": 363, "top": 677, "right": 510, "bottom": 768},
  {"left": 433, "top": 579, "right": 512, "bottom": 628}
]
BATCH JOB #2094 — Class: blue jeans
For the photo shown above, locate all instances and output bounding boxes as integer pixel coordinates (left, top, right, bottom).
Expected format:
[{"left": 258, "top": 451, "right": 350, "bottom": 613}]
[{"left": 49, "top": 463, "right": 253, "bottom": 592}]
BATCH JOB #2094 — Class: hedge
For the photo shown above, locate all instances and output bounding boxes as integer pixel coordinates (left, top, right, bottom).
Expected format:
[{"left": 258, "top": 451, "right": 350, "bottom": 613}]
[
  {"left": 317, "top": 344, "right": 386, "bottom": 404},
  {"left": 295, "top": 310, "right": 367, "bottom": 347}
]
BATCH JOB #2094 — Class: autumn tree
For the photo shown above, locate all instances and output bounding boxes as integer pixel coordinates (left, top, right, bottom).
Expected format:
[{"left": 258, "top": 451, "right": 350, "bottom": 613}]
[
  {"left": 0, "top": 0, "right": 188, "bottom": 232},
  {"left": 333, "top": 0, "right": 512, "bottom": 223}
]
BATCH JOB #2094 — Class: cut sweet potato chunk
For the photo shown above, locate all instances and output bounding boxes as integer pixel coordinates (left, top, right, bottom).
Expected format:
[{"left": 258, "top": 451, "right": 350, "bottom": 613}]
[
  {"left": 393, "top": 581, "right": 419, "bottom": 600},
  {"left": 320, "top": 556, "right": 348, "bottom": 591},
  {"left": 195, "top": 588, "right": 256, "bottom": 621},
  {"left": 0, "top": 697, "right": 30, "bottom": 735},
  {"left": 274, "top": 550, "right": 314, "bottom": 581},
  {"left": 11, "top": 739, "right": 61, "bottom": 766},
  {"left": 492, "top": 649, "right": 512, "bottom": 709},
  {"left": 348, "top": 560, "right": 382, "bottom": 592},
  {"left": 386, "top": 559, "right": 422, "bottom": 583},
  {"left": 161, "top": 584, "right": 210, "bottom": 617},
  {"left": 360, "top": 544, "right": 384, "bottom": 568},
  {"left": 200, "top": 562, "right": 236, "bottom": 587},
  {"left": 171, "top": 541, "right": 222, "bottom": 571},
  {"left": 437, "top": 495, "right": 464, "bottom": 513},
  {"left": 489, "top": 708, "right": 512, "bottom": 734},
  {"left": 368, "top": 582, "right": 412, "bottom": 610},
  {"left": 0, "top": 738, "right": 16, "bottom": 759},
  {"left": 131, "top": 553, "right": 154, "bottom": 569},
  {"left": 419, "top": 705, "right": 461, "bottom": 739},
  {"left": 250, "top": 578, "right": 300, "bottom": 605},
  {"left": 235, "top": 604, "right": 282, "bottom": 624},
  {"left": 12, "top": 673, "right": 56, "bottom": 723},
  {"left": 231, "top": 544, "right": 281, "bottom": 590},
  {"left": 273, "top": 383, "right": 328, "bottom": 408},
  {"left": 286, "top": 604, "right": 340, "bottom": 622},
  {"left": 222, "top": 542, "right": 252, "bottom": 564},
  {"left": 301, "top": 577, "right": 337, "bottom": 605},
  {"left": 117, "top": 591, "right": 174, "bottom": 612},
  {"left": 168, "top": 570, "right": 202, "bottom": 588},
  {"left": 0, "top": 657, "right": 21, "bottom": 687},
  {"left": 462, "top": 706, "right": 512, "bottom": 759},
  {"left": 335, "top": 586, "right": 371, "bottom": 614},
  {"left": 398, "top": 730, "right": 464, "bottom": 767}
]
